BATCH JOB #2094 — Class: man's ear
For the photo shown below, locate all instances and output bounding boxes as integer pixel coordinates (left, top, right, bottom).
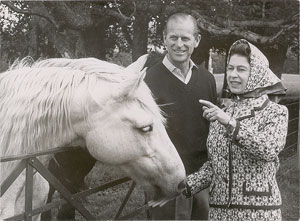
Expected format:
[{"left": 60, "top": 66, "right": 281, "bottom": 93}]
[
  {"left": 163, "top": 33, "right": 167, "bottom": 46},
  {"left": 195, "top": 34, "right": 201, "bottom": 48}
]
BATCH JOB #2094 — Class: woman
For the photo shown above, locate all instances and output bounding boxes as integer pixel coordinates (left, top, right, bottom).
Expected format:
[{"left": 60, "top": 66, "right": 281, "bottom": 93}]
[{"left": 177, "top": 39, "right": 288, "bottom": 220}]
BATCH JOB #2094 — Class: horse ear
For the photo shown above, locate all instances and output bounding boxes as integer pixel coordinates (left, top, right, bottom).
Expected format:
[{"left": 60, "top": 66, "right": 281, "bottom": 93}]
[
  {"left": 127, "top": 68, "right": 147, "bottom": 97},
  {"left": 126, "top": 54, "right": 149, "bottom": 73}
]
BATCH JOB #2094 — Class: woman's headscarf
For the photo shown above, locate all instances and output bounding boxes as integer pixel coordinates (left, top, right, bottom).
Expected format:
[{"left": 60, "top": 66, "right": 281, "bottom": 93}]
[{"left": 226, "top": 39, "right": 286, "bottom": 98}]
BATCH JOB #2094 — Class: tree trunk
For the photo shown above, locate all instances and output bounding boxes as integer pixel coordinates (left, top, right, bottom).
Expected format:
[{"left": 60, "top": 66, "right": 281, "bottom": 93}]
[
  {"left": 36, "top": 20, "right": 76, "bottom": 58},
  {"left": 192, "top": 36, "right": 211, "bottom": 68},
  {"left": 27, "top": 17, "right": 40, "bottom": 59},
  {"left": 261, "top": 43, "right": 288, "bottom": 79},
  {"left": 80, "top": 26, "right": 107, "bottom": 60},
  {"left": 51, "top": 30, "right": 78, "bottom": 58},
  {"left": 132, "top": 2, "right": 150, "bottom": 61}
]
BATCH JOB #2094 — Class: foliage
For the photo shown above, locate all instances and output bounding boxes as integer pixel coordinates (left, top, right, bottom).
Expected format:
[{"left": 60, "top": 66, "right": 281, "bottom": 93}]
[
  {"left": 0, "top": 0, "right": 298, "bottom": 73},
  {"left": 1, "top": 2, "right": 28, "bottom": 61}
]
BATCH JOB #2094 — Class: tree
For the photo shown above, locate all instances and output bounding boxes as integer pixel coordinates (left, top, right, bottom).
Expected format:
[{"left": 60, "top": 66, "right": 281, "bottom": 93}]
[
  {"left": 1, "top": 1, "right": 135, "bottom": 60},
  {"left": 1, "top": 0, "right": 298, "bottom": 77},
  {"left": 190, "top": 0, "right": 299, "bottom": 77}
]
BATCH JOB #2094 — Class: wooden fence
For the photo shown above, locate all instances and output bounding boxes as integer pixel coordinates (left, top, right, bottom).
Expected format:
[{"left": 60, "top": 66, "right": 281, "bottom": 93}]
[{"left": 0, "top": 146, "right": 148, "bottom": 220}]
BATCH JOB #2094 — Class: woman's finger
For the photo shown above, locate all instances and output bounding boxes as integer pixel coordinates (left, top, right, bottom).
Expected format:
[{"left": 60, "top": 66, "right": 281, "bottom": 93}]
[
  {"left": 148, "top": 200, "right": 155, "bottom": 206},
  {"left": 199, "top": 99, "right": 216, "bottom": 108},
  {"left": 148, "top": 200, "right": 160, "bottom": 207},
  {"left": 205, "top": 112, "right": 212, "bottom": 120},
  {"left": 204, "top": 108, "right": 215, "bottom": 117},
  {"left": 209, "top": 115, "right": 217, "bottom": 121},
  {"left": 148, "top": 199, "right": 167, "bottom": 207},
  {"left": 203, "top": 110, "right": 210, "bottom": 118},
  {"left": 159, "top": 199, "right": 170, "bottom": 207}
]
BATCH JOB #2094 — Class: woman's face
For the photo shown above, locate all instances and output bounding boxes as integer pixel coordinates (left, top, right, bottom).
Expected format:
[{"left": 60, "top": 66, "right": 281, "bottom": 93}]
[{"left": 226, "top": 54, "right": 251, "bottom": 94}]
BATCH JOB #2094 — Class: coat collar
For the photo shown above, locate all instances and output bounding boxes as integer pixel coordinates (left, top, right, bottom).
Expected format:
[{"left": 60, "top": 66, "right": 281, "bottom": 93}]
[{"left": 223, "top": 95, "right": 270, "bottom": 120}]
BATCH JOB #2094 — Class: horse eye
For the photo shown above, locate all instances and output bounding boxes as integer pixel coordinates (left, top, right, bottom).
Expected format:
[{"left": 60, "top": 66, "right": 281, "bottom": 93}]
[{"left": 139, "top": 125, "right": 153, "bottom": 133}]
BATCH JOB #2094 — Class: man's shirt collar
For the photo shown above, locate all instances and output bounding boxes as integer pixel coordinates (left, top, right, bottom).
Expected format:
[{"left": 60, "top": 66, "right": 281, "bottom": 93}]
[{"left": 162, "top": 55, "right": 198, "bottom": 84}]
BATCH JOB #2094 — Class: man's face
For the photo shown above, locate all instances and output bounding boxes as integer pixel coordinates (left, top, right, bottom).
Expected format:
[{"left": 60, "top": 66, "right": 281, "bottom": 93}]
[{"left": 163, "top": 19, "right": 200, "bottom": 66}]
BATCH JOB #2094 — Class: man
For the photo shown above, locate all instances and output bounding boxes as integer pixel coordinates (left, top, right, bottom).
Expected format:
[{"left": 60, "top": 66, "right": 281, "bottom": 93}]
[{"left": 144, "top": 13, "right": 217, "bottom": 220}]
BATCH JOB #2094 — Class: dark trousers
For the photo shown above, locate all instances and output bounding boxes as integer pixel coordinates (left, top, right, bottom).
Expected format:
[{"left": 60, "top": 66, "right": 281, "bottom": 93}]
[{"left": 148, "top": 188, "right": 209, "bottom": 220}]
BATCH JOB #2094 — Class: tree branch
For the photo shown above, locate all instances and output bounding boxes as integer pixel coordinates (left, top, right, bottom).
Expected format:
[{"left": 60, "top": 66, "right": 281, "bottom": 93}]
[
  {"left": 92, "top": 0, "right": 136, "bottom": 25},
  {"left": 102, "top": 8, "right": 132, "bottom": 25},
  {"left": 43, "top": 1, "right": 94, "bottom": 31},
  {"left": 1, "top": 2, "right": 59, "bottom": 29},
  {"left": 113, "top": 0, "right": 136, "bottom": 21},
  {"left": 196, "top": 14, "right": 297, "bottom": 45},
  {"left": 214, "top": 13, "right": 298, "bottom": 28}
]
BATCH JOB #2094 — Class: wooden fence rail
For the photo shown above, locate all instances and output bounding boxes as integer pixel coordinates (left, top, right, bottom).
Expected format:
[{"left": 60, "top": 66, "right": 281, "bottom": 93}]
[
  {"left": 283, "top": 100, "right": 299, "bottom": 151},
  {"left": 0, "top": 146, "right": 144, "bottom": 220}
]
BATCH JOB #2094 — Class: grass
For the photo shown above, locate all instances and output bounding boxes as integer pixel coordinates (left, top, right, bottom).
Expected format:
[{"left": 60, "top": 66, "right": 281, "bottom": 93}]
[
  {"left": 75, "top": 164, "right": 147, "bottom": 220},
  {"left": 278, "top": 145, "right": 299, "bottom": 221}
]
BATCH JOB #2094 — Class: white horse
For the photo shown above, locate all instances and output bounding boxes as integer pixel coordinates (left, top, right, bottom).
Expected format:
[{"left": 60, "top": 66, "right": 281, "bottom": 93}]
[{"left": 0, "top": 56, "right": 185, "bottom": 220}]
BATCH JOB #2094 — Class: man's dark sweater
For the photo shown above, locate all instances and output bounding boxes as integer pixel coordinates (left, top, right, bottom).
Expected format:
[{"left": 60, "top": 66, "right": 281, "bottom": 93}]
[{"left": 145, "top": 62, "right": 217, "bottom": 175}]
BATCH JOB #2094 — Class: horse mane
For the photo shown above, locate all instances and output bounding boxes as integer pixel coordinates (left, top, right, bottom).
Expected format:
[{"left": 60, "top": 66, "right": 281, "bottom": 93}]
[{"left": 0, "top": 57, "right": 144, "bottom": 157}]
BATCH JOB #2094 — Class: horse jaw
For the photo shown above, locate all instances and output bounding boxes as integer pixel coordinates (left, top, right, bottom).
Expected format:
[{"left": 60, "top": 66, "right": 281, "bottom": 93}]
[
  {"left": 119, "top": 151, "right": 184, "bottom": 200},
  {"left": 116, "top": 121, "right": 186, "bottom": 200}
]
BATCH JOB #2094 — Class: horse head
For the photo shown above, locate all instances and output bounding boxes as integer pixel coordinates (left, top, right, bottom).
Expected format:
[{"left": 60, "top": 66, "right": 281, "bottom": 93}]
[
  {"left": 14, "top": 56, "right": 184, "bottom": 200},
  {"left": 68, "top": 56, "right": 185, "bottom": 199}
]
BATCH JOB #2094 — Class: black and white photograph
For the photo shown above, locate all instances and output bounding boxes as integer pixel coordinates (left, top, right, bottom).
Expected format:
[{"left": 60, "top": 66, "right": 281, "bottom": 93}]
[{"left": 0, "top": 0, "right": 299, "bottom": 220}]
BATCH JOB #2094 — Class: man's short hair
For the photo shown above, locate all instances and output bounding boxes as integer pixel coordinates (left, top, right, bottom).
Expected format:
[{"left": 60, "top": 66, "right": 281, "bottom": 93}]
[{"left": 163, "top": 13, "right": 200, "bottom": 39}]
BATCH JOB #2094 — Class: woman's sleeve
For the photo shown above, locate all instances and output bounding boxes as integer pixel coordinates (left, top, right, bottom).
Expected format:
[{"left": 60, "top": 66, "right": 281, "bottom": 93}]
[
  {"left": 232, "top": 104, "right": 289, "bottom": 161},
  {"left": 182, "top": 160, "right": 213, "bottom": 198}
]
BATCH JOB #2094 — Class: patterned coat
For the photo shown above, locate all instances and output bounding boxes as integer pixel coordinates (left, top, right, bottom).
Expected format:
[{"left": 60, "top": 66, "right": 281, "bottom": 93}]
[
  {"left": 182, "top": 39, "right": 289, "bottom": 220},
  {"left": 184, "top": 95, "right": 288, "bottom": 210}
]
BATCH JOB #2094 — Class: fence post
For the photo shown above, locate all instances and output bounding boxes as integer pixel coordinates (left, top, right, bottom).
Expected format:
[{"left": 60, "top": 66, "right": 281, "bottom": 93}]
[
  {"left": 114, "top": 181, "right": 136, "bottom": 219},
  {"left": 298, "top": 100, "right": 300, "bottom": 170},
  {"left": 25, "top": 159, "right": 33, "bottom": 221}
]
